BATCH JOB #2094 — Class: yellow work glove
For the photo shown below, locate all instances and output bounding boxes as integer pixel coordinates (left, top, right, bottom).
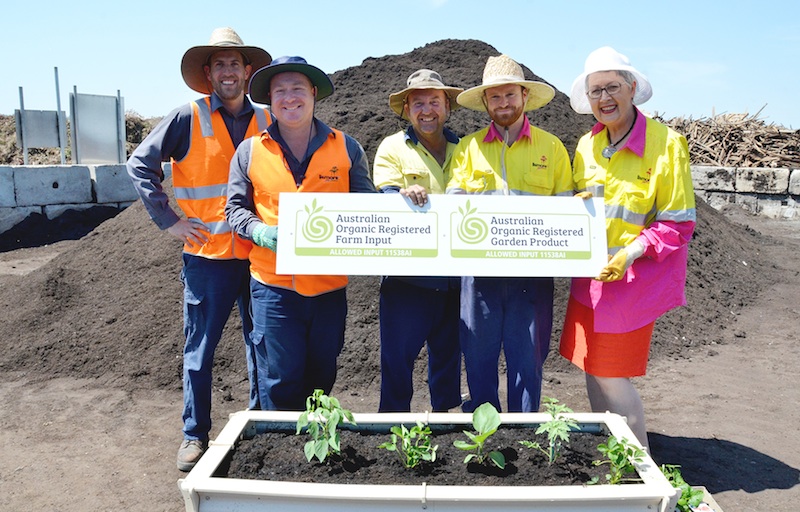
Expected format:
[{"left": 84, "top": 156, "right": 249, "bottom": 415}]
[
  {"left": 574, "top": 191, "right": 593, "bottom": 200},
  {"left": 596, "top": 240, "right": 645, "bottom": 282}
]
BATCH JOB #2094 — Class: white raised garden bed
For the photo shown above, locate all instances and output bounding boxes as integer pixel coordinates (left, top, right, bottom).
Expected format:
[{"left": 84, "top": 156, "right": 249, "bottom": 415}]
[{"left": 178, "top": 410, "right": 678, "bottom": 512}]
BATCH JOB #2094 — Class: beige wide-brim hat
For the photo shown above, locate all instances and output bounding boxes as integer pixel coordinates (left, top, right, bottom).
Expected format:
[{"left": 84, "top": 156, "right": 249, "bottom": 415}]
[
  {"left": 181, "top": 27, "right": 272, "bottom": 94},
  {"left": 388, "top": 69, "right": 463, "bottom": 119},
  {"left": 569, "top": 46, "right": 653, "bottom": 115},
  {"left": 457, "top": 54, "right": 555, "bottom": 112}
]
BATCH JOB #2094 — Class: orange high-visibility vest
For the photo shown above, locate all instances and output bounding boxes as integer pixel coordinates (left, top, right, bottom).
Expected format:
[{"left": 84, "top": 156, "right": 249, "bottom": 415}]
[
  {"left": 248, "top": 128, "right": 351, "bottom": 296},
  {"left": 172, "top": 97, "right": 270, "bottom": 259}
]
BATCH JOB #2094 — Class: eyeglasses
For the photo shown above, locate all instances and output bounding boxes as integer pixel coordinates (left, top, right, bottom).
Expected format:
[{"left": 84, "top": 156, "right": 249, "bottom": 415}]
[{"left": 586, "top": 82, "right": 624, "bottom": 100}]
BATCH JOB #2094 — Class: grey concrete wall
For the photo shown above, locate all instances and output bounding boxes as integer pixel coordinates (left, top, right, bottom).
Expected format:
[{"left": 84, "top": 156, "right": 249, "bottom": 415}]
[
  {"left": 1, "top": 164, "right": 798, "bottom": 235},
  {"left": 692, "top": 166, "right": 800, "bottom": 219},
  {"left": 0, "top": 163, "right": 138, "bottom": 233}
]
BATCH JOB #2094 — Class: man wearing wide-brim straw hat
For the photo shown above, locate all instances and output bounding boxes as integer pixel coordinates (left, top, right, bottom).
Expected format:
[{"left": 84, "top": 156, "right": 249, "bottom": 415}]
[
  {"left": 373, "top": 69, "right": 464, "bottom": 413},
  {"left": 126, "top": 27, "right": 272, "bottom": 472},
  {"left": 446, "top": 54, "right": 575, "bottom": 414}
]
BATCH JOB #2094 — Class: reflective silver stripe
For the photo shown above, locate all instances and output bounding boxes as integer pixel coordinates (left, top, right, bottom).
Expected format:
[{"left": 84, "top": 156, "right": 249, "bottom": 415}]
[
  {"left": 195, "top": 99, "right": 214, "bottom": 138},
  {"left": 506, "top": 189, "right": 567, "bottom": 197},
  {"left": 555, "top": 191, "right": 575, "bottom": 197},
  {"left": 605, "top": 204, "right": 651, "bottom": 227},
  {"left": 585, "top": 185, "right": 604, "bottom": 197},
  {"left": 656, "top": 208, "right": 697, "bottom": 223},
  {"left": 203, "top": 220, "right": 232, "bottom": 235},
  {"left": 254, "top": 108, "right": 268, "bottom": 131},
  {"left": 173, "top": 183, "right": 228, "bottom": 200},
  {"left": 186, "top": 218, "right": 231, "bottom": 235}
]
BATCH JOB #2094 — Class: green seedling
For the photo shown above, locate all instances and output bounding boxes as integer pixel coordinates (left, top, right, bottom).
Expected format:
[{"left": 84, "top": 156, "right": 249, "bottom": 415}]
[
  {"left": 590, "top": 435, "right": 645, "bottom": 484},
  {"left": 453, "top": 402, "right": 506, "bottom": 469},
  {"left": 295, "top": 389, "right": 355, "bottom": 463},
  {"left": 378, "top": 421, "right": 438, "bottom": 469},
  {"left": 661, "top": 464, "right": 705, "bottom": 511},
  {"left": 519, "top": 396, "right": 579, "bottom": 465}
]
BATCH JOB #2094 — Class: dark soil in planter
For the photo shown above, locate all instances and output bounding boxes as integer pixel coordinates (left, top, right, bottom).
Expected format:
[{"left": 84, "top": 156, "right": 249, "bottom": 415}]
[{"left": 227, "top": 427, "right": 633, "bottom": 486}]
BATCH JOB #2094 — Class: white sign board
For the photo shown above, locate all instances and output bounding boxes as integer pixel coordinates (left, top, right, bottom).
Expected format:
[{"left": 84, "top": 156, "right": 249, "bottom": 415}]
[{"left": 276, "top": 193, "right": 607, "bottom": 277}]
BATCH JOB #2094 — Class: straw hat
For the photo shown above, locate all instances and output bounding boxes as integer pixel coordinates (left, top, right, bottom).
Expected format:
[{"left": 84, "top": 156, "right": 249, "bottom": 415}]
[
  {"left": 457, "top": 54, "right": 554, "bottom": 112},
  {"left": 249, "top": 56, "right": 334, "bottom": 105},
  {"left": 569, "top": 46, "right": 652, "bottom": 114},
  {"left": 180, "top": 27, "right": 272, "bottom": 94},
  {"left": 388, "top": 69, "right": 463, "bottom": 119}
]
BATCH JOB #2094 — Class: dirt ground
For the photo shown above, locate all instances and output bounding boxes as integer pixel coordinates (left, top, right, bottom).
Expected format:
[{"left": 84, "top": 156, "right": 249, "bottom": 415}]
[
  {"left": 1, "top": 38, "right": 798, "bottom": 511},
  {"left": 0, "top": 203, "right": 797, "bottom": 511}
]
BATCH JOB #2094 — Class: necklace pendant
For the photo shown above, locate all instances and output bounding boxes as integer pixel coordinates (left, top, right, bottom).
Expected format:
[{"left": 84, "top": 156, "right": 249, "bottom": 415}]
[{"left": 602, "top": 145, "right": 617, "bottom": 159}]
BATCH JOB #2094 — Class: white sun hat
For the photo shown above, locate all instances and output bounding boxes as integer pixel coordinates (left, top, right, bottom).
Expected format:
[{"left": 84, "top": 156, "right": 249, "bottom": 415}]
[
  {"left": 457, "top": 54, "right": 554, "bottom": 112},
  {"left": 569, "top": 46, "right": 652, "bottom": 114}
]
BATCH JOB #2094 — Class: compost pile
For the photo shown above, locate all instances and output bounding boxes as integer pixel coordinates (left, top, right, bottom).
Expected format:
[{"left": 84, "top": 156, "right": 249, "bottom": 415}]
[{"left": 0, "top": 39, "right": 781, "bottom": 401}]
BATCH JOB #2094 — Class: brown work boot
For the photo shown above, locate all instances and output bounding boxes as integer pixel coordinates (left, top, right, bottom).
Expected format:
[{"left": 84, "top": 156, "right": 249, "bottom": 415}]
[{"left": 177, "top": 439, "right": 207, "bottom": 472}]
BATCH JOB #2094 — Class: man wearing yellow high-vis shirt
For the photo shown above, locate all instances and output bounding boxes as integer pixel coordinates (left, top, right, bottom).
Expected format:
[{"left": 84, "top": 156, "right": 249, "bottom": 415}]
[{"left": 446, "top": 55, "right": 574, "bottom": 413}]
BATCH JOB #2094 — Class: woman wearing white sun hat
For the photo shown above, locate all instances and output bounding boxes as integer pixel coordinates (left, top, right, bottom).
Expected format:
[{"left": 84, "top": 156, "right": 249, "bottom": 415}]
[{"left": 559, "top": 47, "right": 697, "bottom": 450}]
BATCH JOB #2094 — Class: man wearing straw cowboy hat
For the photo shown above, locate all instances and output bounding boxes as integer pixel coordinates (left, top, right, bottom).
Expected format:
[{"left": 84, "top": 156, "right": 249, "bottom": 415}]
[
  {"left": 126, "top": 27, "right": 272, "bottom": 471},
  {"left": 226, "top": 56, "right": 375, "bottom": 411},
  {"left": 447, "top": 54, "right": 574, "bottom": 413},
  {"left": 372, "top": 69, "right": 464, "bottom": 412}
]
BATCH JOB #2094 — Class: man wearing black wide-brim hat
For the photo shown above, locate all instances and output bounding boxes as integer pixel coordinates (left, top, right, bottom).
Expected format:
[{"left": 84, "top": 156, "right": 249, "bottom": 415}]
[
  {"left": 126, "top": 27, "right": 272, "bottom": 472},
  {"left": 226, "top": 56, "right": 375, "bottom": 411}
]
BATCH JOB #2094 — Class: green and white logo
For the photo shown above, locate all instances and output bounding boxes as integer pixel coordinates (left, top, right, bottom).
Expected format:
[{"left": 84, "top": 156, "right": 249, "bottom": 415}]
[
  {"left": 302, "top": 199, "right": 333, "bottom": 242},
  {"left": 457, "top": 200, "right": 488, "bottom": 244}
]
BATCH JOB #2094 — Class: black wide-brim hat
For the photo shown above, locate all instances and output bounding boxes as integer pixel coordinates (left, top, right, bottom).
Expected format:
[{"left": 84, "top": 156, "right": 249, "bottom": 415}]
[{"left": 249, "top": 56, "right": 334, "bottom": 105}]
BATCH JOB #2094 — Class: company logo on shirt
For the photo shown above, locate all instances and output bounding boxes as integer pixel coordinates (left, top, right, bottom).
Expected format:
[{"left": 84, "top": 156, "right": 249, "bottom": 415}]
[
  {"left": 637, "top": 168, "right": 652, "bottom": 183},
  {"left": 531, "top": 155, "right": 548, "bottom": 169},
  {"left": 318, "top": 166, "right": 340, "bottom": 182}
]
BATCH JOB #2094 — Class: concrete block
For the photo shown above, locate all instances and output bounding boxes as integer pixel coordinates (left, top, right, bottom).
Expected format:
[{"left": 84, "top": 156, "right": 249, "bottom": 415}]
[
  {"left": 43, "top": 203, "right": 95, "bottom": 220},
  {"left": 703, "top": 192, "right": 737, "bottom": 210},
  {"left": 735, "top": 168, "right": 790, "bottom": 194},
  {"left": 757, "top": 196, "right": 784, "bottom": 218},
  {"left": 0, "top": 206, "right": 41, "bottom": 234},
  {"left": 735, "top": 193, "right": 759, "bottom": 213},
  {"left": 0, "top": 166, "right": 14, "bottom": 207},
  {"left": 789, "top": 169, "right": 800, "bottom": 195},
  {"left": 14, "top": 166, "right": 93, "bottom": 206},
  {"left": 691, "top": 166, "right": 735, "bottom": 191},
  {"left": 91, "top": 164, "right": 138, "bottom": 203}
]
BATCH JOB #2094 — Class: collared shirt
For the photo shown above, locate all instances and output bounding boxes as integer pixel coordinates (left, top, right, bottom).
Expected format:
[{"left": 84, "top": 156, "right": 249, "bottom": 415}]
[
  {"left": 571, "top": 110, "right": 696, "bottom": 333},
  {"left": 126, "top": 93, "right": 259, "bottom": 229},
  {"left": 225, "top": 117, "right": 375, "bottom": 241},
  {"left": 446, "top": 121, "right": 573, "bottom": 197},
  {"left": 373, "top": 126, "right": 461, "bottom": 290},
  {"left": 483, "top": 119, "right": 532, "bottom": 144},
  {"left": 589, "top": 108, "right": 647, "bottom": 158},
  {"left": 373, "top": 126, "right": 459, "bottom": 193}
]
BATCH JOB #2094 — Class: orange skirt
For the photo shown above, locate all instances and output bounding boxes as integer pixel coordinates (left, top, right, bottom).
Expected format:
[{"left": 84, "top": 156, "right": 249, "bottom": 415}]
[{"left": 559, "top": 296, "right": 654, "bottom": 378}]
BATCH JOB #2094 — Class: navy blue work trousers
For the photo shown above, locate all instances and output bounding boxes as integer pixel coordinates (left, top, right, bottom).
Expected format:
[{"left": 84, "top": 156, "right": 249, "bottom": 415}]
[
  {"left": 180, "top": 254, "right": 258, "bottom": 441},
  {"left": 378, "top": 278, "right": 462, "bottom": 412},
  {"left": 460, "top": 276, "right": 553, "bottom": 413},
  {"left": 250, "top": 280, "right": 347, "bottom": 411}
]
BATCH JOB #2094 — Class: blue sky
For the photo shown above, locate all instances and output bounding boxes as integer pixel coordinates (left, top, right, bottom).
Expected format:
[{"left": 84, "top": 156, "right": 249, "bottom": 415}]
[{"left": 3, "top": 0, "right": 798, "bottom": 128}]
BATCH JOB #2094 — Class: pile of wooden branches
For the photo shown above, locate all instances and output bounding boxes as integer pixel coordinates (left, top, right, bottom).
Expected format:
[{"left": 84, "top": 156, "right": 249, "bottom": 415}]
[{"left": 657, "top": 111, "right": 800, "bottom": 168}]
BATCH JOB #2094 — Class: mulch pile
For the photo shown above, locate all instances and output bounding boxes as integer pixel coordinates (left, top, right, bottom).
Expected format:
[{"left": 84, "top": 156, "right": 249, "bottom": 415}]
[
  {"left": 659, "top": 112, "right": 800, "bottom": 168},
  {"left": 0, "top": 39, "right": 782, "bottom": 401}
]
